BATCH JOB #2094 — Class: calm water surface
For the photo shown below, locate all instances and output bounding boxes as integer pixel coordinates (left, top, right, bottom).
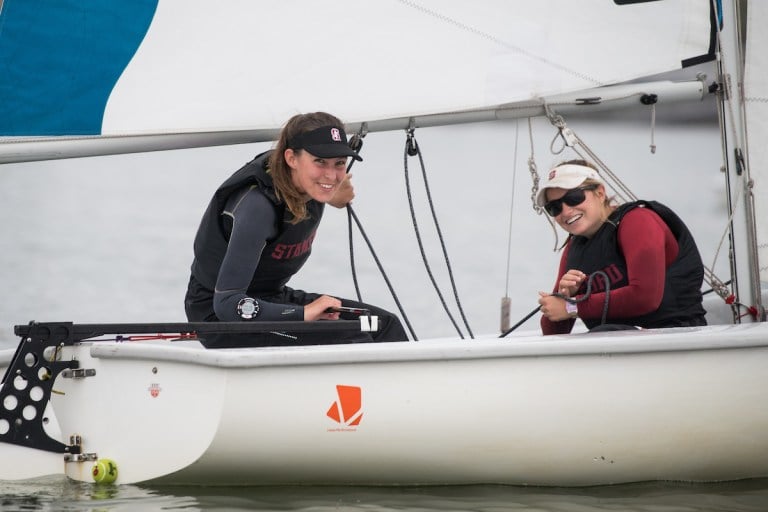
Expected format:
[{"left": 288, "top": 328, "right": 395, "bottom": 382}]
[{"left": 3, "top": 477, "right": 768, "bottom": 511}]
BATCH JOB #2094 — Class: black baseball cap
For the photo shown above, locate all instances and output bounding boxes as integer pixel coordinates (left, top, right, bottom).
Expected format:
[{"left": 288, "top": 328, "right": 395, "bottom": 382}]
[{"left": 287, "top": 125, "right": 362, "bottom": 161}]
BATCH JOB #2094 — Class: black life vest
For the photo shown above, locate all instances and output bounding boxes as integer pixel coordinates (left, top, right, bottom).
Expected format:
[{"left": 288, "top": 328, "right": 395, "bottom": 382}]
[
  {"left": 189, "top": 150, "right": 324, "bottom": 295},
  {"left": 564, "top": 200, "right": 706, "bottom": 329}
]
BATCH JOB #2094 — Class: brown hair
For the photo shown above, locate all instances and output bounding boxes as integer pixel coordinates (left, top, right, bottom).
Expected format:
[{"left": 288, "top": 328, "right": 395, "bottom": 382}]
[{"left": 268, "top": 112, "right": 346, "bottom": 223}]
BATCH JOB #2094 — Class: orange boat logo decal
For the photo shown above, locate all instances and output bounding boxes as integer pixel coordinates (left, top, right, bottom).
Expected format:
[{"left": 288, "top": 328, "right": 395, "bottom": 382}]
[{"left": 326, "top": 385, "right": 362, "bottom": 428}]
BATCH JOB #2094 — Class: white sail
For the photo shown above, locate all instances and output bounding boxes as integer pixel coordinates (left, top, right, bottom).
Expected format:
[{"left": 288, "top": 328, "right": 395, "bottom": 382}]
[
  {"left": 0, "top": 0, "right": 715, "bottom": 161},
  {"left": 105, "top": 0, "right": 714, "bottom": 132}
]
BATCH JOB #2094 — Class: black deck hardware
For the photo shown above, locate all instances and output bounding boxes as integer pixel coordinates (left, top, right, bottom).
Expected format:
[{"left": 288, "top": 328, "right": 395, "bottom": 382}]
[
  {"left": 2, "top": 319, "right": 371, "bottom": 454},
  {"left": 1, "top": 322, "right": 81, "bottom": 454}
]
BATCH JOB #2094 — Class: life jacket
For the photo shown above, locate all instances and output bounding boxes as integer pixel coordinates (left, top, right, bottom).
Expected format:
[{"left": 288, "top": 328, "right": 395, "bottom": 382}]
[
  {"left": 564, "top": 200, "right": 706, "bottom": 329},
  {"left": 189, "top": 150, "right": 324, "bottom": 295}
]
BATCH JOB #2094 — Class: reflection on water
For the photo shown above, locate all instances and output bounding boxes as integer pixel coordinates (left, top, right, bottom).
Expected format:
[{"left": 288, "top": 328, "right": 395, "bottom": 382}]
[{"left": 2, "top": 477, "right": 768, "bottom": 512}]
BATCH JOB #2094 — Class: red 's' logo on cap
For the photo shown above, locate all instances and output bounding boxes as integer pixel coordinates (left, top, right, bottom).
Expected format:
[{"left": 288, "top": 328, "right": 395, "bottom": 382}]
[
  {"left": 331, "top": 128, "right": 341, "bottom": 141},
  {"left": 548, "top": 169, "right": 557, "bottom": 180}
]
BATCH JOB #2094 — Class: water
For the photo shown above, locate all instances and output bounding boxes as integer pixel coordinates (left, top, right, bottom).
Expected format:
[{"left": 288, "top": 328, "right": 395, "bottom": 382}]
[
  {"left": 2, "top": 115, "right": 765, "bottom": 509},
  {"left": 2, "top": 477, "right": 768, "bottom": 511}
]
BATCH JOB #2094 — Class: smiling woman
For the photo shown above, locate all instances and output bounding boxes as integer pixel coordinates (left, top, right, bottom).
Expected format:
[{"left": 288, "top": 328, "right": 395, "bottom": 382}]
[
  {"left": 536, "top": 160, "right": 707, "bottom": 335},
  {"left": 183, "top": 112, "right": 408, "bottom": 348}
]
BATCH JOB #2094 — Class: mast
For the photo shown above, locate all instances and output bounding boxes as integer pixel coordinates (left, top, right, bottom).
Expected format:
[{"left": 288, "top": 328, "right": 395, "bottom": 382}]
[{"left": 717, "top": 0, "right": 766, "bottom": 321}]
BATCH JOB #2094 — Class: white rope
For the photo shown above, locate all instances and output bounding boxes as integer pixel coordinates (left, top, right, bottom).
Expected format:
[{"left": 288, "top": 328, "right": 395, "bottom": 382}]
[{"left": 504, "top": 120, "right": 520, "bottom": 297}]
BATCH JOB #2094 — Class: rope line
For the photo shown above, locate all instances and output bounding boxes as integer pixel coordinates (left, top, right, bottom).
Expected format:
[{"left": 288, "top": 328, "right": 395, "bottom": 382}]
[
  {"left": 346, "top": 206, "right": 418, "bottom": 340},
  {"left": 343, "top": 133, "right": 417, "bottom": 340},
  {"left": 403, "top": 129, "right": 473, "bottom": 338},
  {"left": 500, "top": 270, "right": 611, "bottom": 337}
]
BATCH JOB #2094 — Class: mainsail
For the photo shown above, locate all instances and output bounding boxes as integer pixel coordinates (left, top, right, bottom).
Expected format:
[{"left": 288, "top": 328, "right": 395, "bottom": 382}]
[{"left": 0, "top": 0, "right": 715, "bottom": 161}]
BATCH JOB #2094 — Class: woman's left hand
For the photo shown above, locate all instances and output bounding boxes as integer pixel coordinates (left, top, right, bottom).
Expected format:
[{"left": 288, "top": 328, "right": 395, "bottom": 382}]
[
  {"left": 328, "top": 174, "right": 354, "bottom": 208},
  {"left": 538, "top": 292, "right": 570, "bottom": 322}
]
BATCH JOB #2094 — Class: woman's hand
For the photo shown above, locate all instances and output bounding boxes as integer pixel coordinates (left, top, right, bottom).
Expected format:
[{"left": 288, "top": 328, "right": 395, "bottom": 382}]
[
  {"left": 304, "top": 295, "right": 342, "bottom": 321},
  {"left": 557, "top": 269, "right": 586, "bottom": 297},
  {"left": 328, "top": 174, "right": 354, "bottom": 208},
  {"left": 538, "top": 292, "right": 571, "bottom": 322}
]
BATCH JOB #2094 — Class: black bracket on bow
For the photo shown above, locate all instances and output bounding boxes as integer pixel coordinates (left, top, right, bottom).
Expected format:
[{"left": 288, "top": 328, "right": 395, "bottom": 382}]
[{"left": 0, "top": 322, "right": 81, "bottom": 454}]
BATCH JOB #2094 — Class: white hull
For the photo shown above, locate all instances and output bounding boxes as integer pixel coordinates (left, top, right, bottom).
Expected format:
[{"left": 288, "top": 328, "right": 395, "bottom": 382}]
[{"left": 3, "top": 323, "right": 768, "bottom": 486}]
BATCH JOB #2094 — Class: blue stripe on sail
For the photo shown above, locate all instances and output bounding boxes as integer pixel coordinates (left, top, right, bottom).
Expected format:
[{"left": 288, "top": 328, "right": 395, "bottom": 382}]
[{"left": 0, "top": 0, "right": 158, "bottom": 136}]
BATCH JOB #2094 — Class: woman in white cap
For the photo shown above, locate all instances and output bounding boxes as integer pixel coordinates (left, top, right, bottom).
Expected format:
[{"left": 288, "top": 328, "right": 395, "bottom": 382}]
[
  {"left": 185, "top": 112, "right": 407, "bottom": 347},
  {"left": 536, "top": 159, "right": 707, "bottom": 334}
]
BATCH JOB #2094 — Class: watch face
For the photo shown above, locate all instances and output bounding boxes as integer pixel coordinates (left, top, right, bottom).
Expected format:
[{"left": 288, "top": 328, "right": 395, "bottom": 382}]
[{"left": 237, "top": 298, "right": 259, "bottom": 319}]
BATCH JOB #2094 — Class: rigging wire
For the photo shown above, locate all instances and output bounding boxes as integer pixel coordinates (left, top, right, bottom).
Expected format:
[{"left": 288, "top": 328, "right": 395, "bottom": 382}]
[
  {"left": 708, "top": 0, "right": 764, "bottom": 321},
  {"left": 501, "top": 120, "right": 520, "bottom": 333},
  {"left": 543, "top": 103, "right": 637, "bottom": 204},
  {"left": 710, "top": 0, "right": 743, "bottom": 321},
  {"left": 710, "top": 0, "right": 766, "bottom": 322},
  {"left": 504, "top": 120, "right": 520, "bottom": 299},
  {"left": 403, "top": 127, "right": 474, "bottom": 339}
]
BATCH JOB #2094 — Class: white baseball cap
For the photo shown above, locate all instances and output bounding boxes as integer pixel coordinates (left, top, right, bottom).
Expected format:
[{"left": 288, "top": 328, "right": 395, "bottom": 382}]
[{"left": 535, "top": 164, "right": 604, "bottom": 207}]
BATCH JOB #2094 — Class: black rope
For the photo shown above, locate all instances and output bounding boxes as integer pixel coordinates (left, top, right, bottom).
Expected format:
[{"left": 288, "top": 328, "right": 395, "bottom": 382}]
[
  {"left": 404, "top": 129, "right": 474, "bottom": 339},
  {"left": 344, "top": 145, "right": 364, "bottom": 303},
  {"left": 552, "top": 270, "right": 611, "bottom": 325},
  {"left": 340, "top": 135, "right": 418, "bottom": 340},
  {"left": 346, "top": 206, "right": 418, "bottom": 340},
  {"left": 499, "top": 270, "right": 611, "bottom": 337},
  {"left": 499, "top": 306, "right": 541, "bottom": 337},
  {"left": 346, "top": 207, "right": 363, "bottom": 303}
]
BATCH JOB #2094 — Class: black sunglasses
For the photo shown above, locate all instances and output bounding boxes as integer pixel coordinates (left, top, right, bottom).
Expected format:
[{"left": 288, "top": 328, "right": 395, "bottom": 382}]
[{"left": 543, "top": 185, "right": 598, "bottom": 217}]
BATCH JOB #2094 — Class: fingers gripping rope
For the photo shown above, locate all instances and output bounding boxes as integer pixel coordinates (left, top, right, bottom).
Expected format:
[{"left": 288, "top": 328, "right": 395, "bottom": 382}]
[
  {"left": 499, "top": 270, "right": 611, "bottom": 338},
  {"left": 550, "top": 270, "right": 612, "bottom": 326}
]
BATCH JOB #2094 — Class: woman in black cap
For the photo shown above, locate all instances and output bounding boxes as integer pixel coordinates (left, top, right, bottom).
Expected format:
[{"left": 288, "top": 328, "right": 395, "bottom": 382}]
[{"left": 185, "top": 112, "right": 408, "bottom": 347}]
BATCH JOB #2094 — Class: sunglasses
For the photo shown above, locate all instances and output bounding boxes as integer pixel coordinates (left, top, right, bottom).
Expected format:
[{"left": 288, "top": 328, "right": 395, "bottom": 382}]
[{"left": 543, "top": 185, "right": 598, "bottom": 217}]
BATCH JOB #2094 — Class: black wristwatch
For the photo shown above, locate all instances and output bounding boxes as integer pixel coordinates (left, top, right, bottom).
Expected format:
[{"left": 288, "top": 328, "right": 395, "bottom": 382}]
[{"left": 236, "top": 297, "right": 260, "bottom": 320}]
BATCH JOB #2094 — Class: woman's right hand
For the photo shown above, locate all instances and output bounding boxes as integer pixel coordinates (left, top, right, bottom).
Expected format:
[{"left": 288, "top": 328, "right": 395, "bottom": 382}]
[
  {"left": 304, "top": 295, "right": 342, "bottom": 321},
  {"left": 557, "top": 269, "right": 586, "bottom": 297}
]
